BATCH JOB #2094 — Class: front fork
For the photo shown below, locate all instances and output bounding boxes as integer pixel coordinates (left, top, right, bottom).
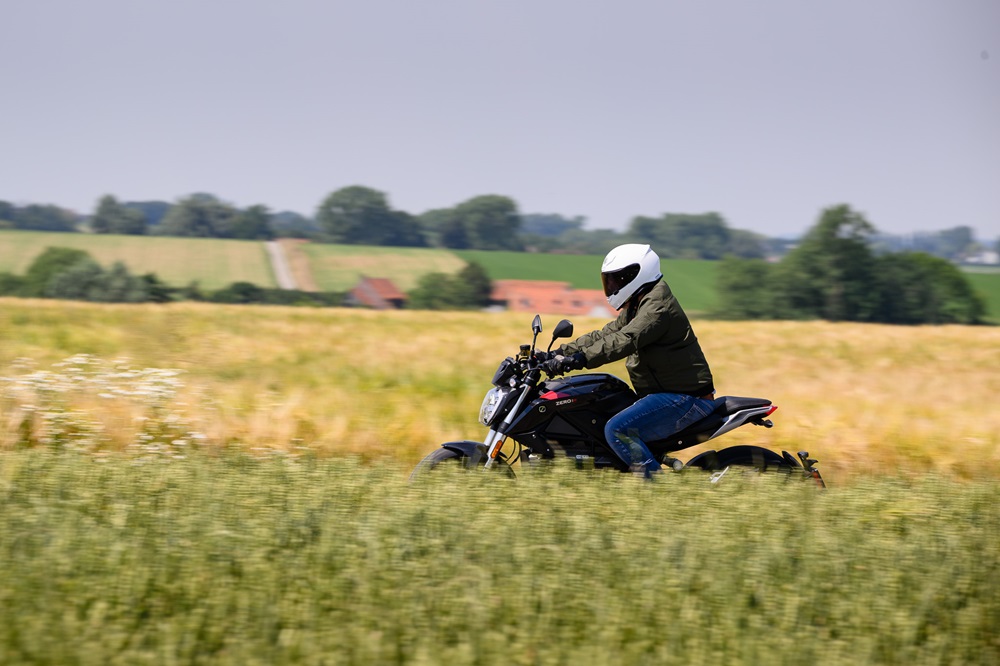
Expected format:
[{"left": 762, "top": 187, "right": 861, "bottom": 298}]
[
  {"left": 482, "top": 382, "right": 534, "bottom": 469},
  {"left": 479, "top": 429, "right": 504, "bottom": 468}
]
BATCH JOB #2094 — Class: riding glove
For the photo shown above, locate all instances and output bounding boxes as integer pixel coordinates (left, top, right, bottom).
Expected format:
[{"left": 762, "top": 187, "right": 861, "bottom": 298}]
[{"left": 543, "top": 352, "right": 586, "bottom": 375}]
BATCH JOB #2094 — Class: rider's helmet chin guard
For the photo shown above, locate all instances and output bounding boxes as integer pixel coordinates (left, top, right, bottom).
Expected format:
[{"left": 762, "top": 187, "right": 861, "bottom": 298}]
[{"left": 601, "top": 244, "right": 663, "bottom": 310}]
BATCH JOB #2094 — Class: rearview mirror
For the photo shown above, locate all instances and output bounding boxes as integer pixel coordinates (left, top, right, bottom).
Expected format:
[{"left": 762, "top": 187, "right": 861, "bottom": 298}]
[
  {"left": 552, "top": 319, "right": 574, "bottom": 340},
  {"left": 531, "top": 314, "right": 543, "bottom": 335}
]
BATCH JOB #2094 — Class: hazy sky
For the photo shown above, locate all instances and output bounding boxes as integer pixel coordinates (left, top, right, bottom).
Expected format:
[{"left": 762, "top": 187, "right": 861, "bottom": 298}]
[{"left": 2, "top": 0, "right": 998, "bottom": 239}]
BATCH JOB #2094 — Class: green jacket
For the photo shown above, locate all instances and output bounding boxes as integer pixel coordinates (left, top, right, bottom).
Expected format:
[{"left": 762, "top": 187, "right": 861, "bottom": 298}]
[{"left": 560, "top": 280, "right": 714, "bottom": 398}]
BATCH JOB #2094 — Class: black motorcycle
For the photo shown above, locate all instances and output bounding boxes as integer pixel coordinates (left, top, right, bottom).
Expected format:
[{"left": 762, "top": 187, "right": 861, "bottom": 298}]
[{"left": 412, "top": 315, "right": 824, "bottom": 486}]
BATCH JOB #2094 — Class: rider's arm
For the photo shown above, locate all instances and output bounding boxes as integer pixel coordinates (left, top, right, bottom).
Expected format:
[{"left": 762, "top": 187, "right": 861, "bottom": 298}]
[
  {"left": 561, "top": 293, "right": 672, "bottom": 368},
  {"left": 558, "top": 310, "right": 627, "bottom": 365}
]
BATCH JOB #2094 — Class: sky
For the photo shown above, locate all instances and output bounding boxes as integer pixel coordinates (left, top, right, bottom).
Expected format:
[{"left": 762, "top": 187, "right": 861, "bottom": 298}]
[{"left": 2, "top": 0, "right": 998, "bottom": 240}]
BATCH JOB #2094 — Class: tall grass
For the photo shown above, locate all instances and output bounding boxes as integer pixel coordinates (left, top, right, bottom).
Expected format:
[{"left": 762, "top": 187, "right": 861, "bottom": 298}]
[
  {"left": 2, "top": 301, "right": 999, "bottom": 663},
  {"left": 0, "top": 451, "right": 997, "bottom": 665},
  {"left": 1, "top": 299, "right": 998, "bottom": 483}
]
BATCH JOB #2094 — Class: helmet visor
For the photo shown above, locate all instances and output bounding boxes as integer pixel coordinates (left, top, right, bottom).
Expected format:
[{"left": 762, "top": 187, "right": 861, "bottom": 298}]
[{"left": 601, "top": 263, "right": 642, "bottom": 299}]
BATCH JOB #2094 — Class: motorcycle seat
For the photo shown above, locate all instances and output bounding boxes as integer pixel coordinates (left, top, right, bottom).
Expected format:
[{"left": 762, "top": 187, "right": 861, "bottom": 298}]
[
  {"left": 647, "top": 395, "right": 774, "bottom": 454},
  {"left": 712, "top": 396, "right": 772, "bottom": 416}
]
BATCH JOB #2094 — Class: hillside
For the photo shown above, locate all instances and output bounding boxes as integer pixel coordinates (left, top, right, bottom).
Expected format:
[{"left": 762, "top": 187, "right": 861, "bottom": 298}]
[
  {"left": 2, "top": 230, "right": 998, "bottom": 320},
  {"left": 0, "top": 230, "right": 276, "bottom": 290},
  {"left": 298, "top": 243, "right": 467, "bottom": 292}
]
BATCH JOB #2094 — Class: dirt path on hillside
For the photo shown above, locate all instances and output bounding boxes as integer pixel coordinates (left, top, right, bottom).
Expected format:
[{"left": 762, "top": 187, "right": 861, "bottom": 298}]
[
  {"left": 266, "top": 240, "right": 297, "bottom": 289},
  {"left": 279, "top": 239, "right": 319, "bottom": 292}
]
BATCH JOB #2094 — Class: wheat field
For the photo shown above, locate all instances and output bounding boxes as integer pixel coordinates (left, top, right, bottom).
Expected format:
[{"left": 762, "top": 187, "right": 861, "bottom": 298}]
[
  {"left": 1, "top": 298, "right": 998, "bottom": 483},
  {"left": 0, "top": 230, "right": 277, "bottom": 290}
]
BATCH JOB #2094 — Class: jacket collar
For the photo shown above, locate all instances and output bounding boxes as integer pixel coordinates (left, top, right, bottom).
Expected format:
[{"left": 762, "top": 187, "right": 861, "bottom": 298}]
[{"left": 625, "top": 279, "right": 661, "bottom": 319}]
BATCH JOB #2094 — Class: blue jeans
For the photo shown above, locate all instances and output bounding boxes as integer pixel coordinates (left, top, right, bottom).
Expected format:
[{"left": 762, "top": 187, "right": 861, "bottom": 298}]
[{"left": 604, "top": 393, "right": 717, "bottom": 477}]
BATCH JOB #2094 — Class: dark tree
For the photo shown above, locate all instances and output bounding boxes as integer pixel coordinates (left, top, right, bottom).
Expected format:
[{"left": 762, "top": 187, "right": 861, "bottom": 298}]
[
  {"left": 156, "top": 194, "right": 238, "bottom": 238},
  {"left": 90, "top": 195, "right": 148, "bottom": 235},
  {"left": 123, "top": 201, "right": 172, "bottom": 227},
  {"left": 713, "top": 204, "right": 986, "bottom": 325},
  {"left": 453, "top": 195, "right": 523, "bottom": 251},
  {"left": 778, "top": 205, "right": 878, "bottom": 321},
  {"left": 407, "top": 261, "right": 493, "bottom": 310},
  {"left": 316, "top": 186, "right": 426, "bottom": 247},
  {"left": 714, "top": 258, "right": 777, "bottom": 319},
  {"left": 10, "top": 204, "right": 78, "bottom": 232},
  {"left": 230, "top": 204, "right": 275, "bottom": 240},
  {"left": 46, "top": 260, "right": 148, "bottom": 303},
  {"left": 0, "top": 200, "right": 16, "bottom": 226},
  {"left": 628, "top": 212, "right": 763, "bottom": 259},
  {"left": 874, "top": 253, "right": 984, "bottom": 324},
  {"left": 22, "top": 247, "right": 93, "bottom": 297}
]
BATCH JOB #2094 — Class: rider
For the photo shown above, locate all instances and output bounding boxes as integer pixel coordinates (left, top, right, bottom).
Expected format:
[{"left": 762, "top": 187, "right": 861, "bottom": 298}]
[{"left": 542, "top": 243, "right": 716, "bottom": 477}]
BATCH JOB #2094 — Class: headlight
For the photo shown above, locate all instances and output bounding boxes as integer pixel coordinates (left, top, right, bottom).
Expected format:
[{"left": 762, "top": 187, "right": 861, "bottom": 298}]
[{"left": 479, "top": 387, "right": 510, "bottom": 426}]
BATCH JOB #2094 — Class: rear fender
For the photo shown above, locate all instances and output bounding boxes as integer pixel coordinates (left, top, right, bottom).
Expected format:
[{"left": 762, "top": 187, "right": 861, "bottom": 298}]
[{"left": 709, "top": 405, "right": 776, "bottom": 439}]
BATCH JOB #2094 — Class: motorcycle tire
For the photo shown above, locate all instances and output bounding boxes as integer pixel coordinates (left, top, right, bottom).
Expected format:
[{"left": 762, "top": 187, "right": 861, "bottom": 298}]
[
  {"left": 409, "top": 448, "right": 516, "bottom": 481},
  {"left": 685, "top": 445, "right": 794, "bottom": 472}
]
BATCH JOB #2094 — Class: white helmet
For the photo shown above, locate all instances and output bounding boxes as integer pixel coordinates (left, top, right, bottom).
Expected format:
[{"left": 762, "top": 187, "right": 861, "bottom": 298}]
[{"left": 601, "top": 244, "right": 663, "bottom": 310}]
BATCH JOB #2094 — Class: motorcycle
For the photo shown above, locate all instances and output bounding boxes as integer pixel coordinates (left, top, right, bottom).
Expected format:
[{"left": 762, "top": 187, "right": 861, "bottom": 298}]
[{"left": 411, "top": 315, "right": 824, "bottom": 486}]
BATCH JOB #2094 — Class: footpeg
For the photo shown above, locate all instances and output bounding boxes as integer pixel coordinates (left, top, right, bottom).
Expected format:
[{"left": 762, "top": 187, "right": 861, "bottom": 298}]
[{"left": 662, "top": 457, "right": 685, "bottom": 472}]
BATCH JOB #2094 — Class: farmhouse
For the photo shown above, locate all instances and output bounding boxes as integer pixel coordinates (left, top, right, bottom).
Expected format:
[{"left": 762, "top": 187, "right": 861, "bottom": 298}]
[
  {"left": 345, "top": 276, "right": 406, "bottom": 310},
  {"left": 489, "top": 280, "right": 617, "bottom": 318}
]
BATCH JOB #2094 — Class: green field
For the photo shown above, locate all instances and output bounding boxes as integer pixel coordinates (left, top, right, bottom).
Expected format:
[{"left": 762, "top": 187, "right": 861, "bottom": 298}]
[
  {"left": 456, "top": 250, "right": 720, "bottom": 314},
  {"left": 964, "top": 270, "right": 1000, "bottom": 323},
  {"left": 0, "top": 451, "right": 996, "bottom": 664},
  {"left": 0, "top": 230, "right": 276, "bottom": 290}
]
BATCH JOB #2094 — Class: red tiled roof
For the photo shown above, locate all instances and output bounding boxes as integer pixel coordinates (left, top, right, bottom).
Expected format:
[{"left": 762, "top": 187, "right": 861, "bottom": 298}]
[
  {"left": 490, "top": 280, "right": 570, "bottom": 300},
  {"left": 490, "top": 280, "right": 616, "bottom": 318},
  {"left": 349, "top": 276, "right": 406, "bottom": 309},
  {"left": 362, "top": 277, "right": 405, "bottom": 301}
]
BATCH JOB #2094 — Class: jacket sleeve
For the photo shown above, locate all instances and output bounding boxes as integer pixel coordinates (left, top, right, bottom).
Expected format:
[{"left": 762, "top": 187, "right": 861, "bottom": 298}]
[
  {"left": 558, "top": 311, "right": 625, "bottom": 365},
  {"left": 560, "top": 295, "right": 672, "bottom": 368}
]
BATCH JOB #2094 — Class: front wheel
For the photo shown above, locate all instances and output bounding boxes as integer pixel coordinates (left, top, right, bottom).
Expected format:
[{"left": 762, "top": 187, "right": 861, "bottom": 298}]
[{"left": 409, "top": 447, "right": 516, "bottom": 481}]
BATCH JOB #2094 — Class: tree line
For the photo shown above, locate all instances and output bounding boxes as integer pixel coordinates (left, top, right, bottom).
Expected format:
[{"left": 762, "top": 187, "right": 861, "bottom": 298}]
[
  {"left": 716, "top": 205, "right": 986, "bottom": 325},
  {"left": 3, "top": 188, "right": 995, "bottom": 263},
  {"left": 1, "top": 188, "right": 773, "bottom": 259}
]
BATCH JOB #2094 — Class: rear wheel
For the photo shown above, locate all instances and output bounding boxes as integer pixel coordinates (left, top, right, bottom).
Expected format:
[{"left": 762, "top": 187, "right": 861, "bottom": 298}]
[
  {"left": 686, "top": 445, "right": 796, "bottom": 472},
  {"left": 409, "top": 448, "right": 516, "bottom": 481}
]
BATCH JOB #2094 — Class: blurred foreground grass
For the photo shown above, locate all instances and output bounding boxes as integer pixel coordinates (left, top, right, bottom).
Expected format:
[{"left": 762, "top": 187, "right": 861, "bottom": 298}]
[{"left": 0, "top": 451, "right": 997, "bottom": 665}]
